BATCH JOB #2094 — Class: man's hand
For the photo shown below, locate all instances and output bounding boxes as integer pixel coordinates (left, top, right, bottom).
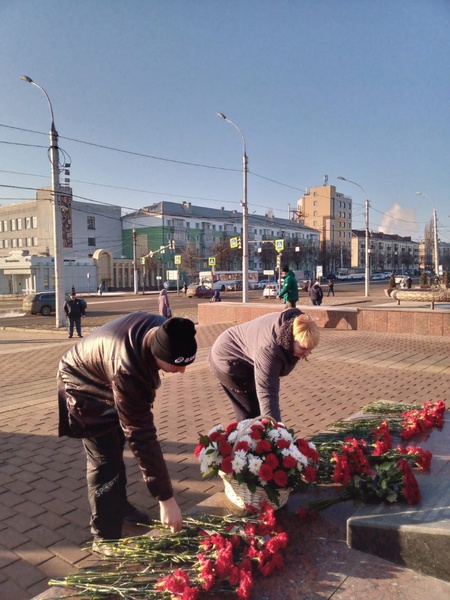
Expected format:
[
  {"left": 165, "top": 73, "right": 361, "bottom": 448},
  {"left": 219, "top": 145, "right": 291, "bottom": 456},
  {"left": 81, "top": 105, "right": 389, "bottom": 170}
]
[{"left": 159, "top": 497, "right": 183, "bottom": 533}]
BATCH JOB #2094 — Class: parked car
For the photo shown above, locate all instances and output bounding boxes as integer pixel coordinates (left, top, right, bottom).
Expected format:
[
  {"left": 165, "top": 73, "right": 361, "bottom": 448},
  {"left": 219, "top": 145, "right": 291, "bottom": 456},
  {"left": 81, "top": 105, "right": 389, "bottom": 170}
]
[
  {"left": 371, "top": 273, "right": 386, "bottom": 280},
  {"left": 257, "top": 279, "right": 270, "bottom": 289},
  {"left": 186, "top": 284, "right": 215, "bottom": 299},
  {"left": 263, "top": 283, "right": 280, "bottom": 298},
  {"left": 225, "top": 280, "right": 243, "bottom": 291},
  {"left": 22, "top": 292, "right": 87, "bottom": 316}
]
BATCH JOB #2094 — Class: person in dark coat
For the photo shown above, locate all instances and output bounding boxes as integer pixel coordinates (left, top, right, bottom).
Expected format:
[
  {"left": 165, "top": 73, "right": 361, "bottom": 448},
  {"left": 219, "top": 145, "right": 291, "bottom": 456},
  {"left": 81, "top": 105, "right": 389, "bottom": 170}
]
[
  {"left": 309, "top": 281, "right": 323, "bottom": 306},
  {"left": 57, "top": 314, "right": 197, "bottom": 548},
  {"left": 210, "top": 289, "right": 221, "bottom": 302},
  {"left": 327, "top": 279, "right": 335, "bottom": 297},
  {"left": 64, "top": 292, "right": 85, "bottom": 338},
  {"left": 208, "top": 309, "right": 320, "bottom": 422}
]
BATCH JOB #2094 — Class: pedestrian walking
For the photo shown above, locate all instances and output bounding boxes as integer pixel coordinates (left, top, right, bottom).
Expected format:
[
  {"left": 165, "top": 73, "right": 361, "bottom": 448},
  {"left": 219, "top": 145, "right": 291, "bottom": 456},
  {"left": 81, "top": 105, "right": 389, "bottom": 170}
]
[
  {"left": 277, "top": 265, "right": 299, "bottom": 308},
  {"left": 406, "top": 276, "right": 412, "bottom": 289},
  {"left": 208, "top": 309, "right": 320, "bottom": 422},
  {"left": 57, "top": 314, "right": 198, "bottom": 551},
  {"left": 183, "top": 282, "right": 188, "bottom": 294},
  {"left": 309, "top": 281, "right": 323, "bottom": 306},
  {"left": 64, "top": 291, "right": 86, "bottom": 338},
  {"left": 97, "top": 284, "right": 103, "bottom": 296},
  {"left": 327, "top": 279, "right": 335, "bottom": 297},
  {"left": 158, "top": 288, "right": 172, "bottom": 318}
]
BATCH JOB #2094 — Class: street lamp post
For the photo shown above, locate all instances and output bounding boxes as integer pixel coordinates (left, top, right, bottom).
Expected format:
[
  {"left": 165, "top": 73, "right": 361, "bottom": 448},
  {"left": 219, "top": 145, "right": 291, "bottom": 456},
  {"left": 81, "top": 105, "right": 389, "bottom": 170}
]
[
  {"left": 216, "top": 113, "right": 249, "bottom": 303},
  {"left": 416, "top": 192, "right": 439, "bottom": 278},
  {"left": 337, "top": 176, "right": 370, "bottom": 297},
  {"left": 20, "top": 75, "right": 66, "bottom": 327}
]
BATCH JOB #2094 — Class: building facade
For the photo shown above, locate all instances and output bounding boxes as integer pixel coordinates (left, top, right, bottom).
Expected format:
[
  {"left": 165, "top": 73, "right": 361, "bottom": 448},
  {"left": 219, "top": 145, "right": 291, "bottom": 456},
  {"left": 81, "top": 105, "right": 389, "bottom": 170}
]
[
  {"left": 352, "top": 231, "right": 420, "bottom": 274},
  {"left": 297, "top": 183, "right": 353, "bottom": 271},
  {"left": 121, "top": 201, "right": 320, "bottom": 287}
]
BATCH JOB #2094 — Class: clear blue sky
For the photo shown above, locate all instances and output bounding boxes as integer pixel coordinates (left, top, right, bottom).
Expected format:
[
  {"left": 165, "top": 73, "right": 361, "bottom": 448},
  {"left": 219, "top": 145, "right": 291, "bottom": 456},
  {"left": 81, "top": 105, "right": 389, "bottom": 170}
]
[{"left": 1, "top": 0, "right": 450, "bottom": 242}]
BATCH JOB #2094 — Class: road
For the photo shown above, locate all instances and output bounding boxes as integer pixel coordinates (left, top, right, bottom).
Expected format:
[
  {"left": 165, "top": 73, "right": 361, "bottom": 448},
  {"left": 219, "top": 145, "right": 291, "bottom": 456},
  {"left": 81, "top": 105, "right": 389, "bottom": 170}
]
[{"left": 0, "top": 280, "right": 390, "bottom": 329}]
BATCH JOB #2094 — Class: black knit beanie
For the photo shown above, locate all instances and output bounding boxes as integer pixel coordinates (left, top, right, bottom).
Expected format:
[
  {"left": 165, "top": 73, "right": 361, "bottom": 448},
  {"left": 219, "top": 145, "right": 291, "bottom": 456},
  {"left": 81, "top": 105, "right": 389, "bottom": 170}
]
[{"left": 150, "top": 317, "right": 197, "bottom": 365}]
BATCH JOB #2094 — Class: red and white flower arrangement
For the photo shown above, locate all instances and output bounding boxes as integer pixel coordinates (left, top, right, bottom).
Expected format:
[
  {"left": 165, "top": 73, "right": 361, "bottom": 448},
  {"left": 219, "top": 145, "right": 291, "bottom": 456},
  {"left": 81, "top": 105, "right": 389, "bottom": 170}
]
[{"left": 195, "top": 418, "right": 319, "bottom": 506}]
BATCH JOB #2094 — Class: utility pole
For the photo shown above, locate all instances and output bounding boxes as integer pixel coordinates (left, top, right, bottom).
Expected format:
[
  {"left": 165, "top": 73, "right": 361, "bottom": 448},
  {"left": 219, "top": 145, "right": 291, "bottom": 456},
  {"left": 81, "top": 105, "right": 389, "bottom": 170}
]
[{"left": 133, "top": 228, "right": 138, "bottom": 294}]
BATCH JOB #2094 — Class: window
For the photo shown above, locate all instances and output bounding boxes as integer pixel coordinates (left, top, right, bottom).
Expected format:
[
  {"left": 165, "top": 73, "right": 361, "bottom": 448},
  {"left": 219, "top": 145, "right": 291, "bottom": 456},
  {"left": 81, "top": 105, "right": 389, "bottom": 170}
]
[
  {"left": 32, "top": 216, "right": 37, "bottom": 228},
  {"left": 12, "top": 238, "right": 17, "bottom": 247},
  {"left": 11, "top": 220, "right": 17, "bottom": 231},
  {"left": 313, "top": 200, "right": 318, "bottom": 206},
  {"left": 313, "top": 211, "right": 318, "bottom": 216},
  {"left": 87, "top": 217, "right": 96, "bottom": 230},
  {"left": 17, "top": 219, "right": 22, "bottom": 230},
  {"left": 33, "top": 237, "right": 38, "bottom": 246},
  {"left": 88, "top": 238, "right": 96, "bottom": 247}
]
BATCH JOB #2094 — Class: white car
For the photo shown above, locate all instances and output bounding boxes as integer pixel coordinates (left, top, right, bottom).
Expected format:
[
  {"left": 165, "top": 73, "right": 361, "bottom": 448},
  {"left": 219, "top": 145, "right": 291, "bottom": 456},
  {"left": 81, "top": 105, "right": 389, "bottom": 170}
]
[
  {"left": 263, "top": 283, "right": 280, "bottom": 298},
  {"left": 371, "top": 273, "right": 385, "bottom": 280}
]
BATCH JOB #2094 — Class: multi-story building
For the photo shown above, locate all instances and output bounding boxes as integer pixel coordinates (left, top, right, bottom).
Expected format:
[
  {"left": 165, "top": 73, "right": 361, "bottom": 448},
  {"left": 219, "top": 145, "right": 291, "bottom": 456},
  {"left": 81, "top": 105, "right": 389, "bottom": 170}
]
[
  {"left": 297, "top": 182, "right": 352, "bottom": 271},
  {"left": 122, "top": 201, "right": 320, "bottom": 286},
  {"left": 0, "top": 187, "right": 124, "bottom": 293},
  {"left": 352, "top": 230, "right": 419, "bottom": 274}
]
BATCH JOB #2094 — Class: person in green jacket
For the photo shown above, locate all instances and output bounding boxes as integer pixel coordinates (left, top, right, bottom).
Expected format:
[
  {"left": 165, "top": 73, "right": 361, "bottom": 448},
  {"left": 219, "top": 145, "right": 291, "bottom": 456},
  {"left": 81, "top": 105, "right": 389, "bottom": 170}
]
[{"left": 278, "top": 265, "right": 299, "bottom": 308}]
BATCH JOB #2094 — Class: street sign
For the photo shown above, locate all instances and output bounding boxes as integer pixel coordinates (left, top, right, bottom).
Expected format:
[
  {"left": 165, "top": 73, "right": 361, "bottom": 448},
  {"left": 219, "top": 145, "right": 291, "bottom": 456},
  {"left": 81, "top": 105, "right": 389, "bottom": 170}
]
[
  {"left": 275, "top": 239, "right": 284, "bottom": 252},
  {"left": 166, "top": 270, "right": 178, "bottom": 280},
  {"left": 230, "top": 237, "right": 238, "bottom": 249},
  {"left": 316, "top": 266, "right": 323, "bottom": 277},
  {"left": 208, "top": 257, "right": 216, "bottom": 266},
  {"left": 263, "top": 270, "right": 275, "bottom": 275},
  {"left": 174, "top": 255, "right": 182, "bottom": 265},
  {"left": 140, "top": 257, "right": 146, "bottom": 265}
]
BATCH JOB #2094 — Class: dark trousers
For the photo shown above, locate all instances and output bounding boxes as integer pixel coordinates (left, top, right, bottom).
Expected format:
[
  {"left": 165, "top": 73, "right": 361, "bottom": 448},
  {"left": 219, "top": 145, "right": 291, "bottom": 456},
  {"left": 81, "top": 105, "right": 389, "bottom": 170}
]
[
  {"left": 285, "top": 300, "right": 297, "bottom": 308},
  {"left": 82, "top": 428, "right": 128, "bottom": 540},
  {"left": 68, "top": 316, "right": 82, "bottom": 337},
  {"left": 210, "top": 361, "right": 259, "bottom": 422},
  {"left": 327, "top": 289, "right": 335, "bottom": 297}
]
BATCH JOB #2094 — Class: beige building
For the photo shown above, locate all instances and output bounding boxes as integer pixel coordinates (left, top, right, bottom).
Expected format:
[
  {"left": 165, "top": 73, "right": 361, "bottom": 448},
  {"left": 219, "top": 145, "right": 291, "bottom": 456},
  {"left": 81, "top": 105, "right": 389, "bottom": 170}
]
[{"left": 297, "top": 183, "right": 352, "bottom": 270}]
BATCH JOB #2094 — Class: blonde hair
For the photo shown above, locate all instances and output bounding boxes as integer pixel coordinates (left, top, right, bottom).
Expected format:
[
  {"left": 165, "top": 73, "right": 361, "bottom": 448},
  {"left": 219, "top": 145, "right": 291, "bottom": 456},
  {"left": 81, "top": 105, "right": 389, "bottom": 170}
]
[{"left": 292, "top": 314, "right": 320, "bottom": 350}]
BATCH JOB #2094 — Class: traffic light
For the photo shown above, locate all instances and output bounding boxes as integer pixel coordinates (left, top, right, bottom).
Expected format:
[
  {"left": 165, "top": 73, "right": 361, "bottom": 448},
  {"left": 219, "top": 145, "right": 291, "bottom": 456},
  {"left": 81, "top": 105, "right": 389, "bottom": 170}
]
[
  {"left": 238, "top": 237, "right": 242, "bottom": 249},
  {"left": 276, "top": 254, "right": 281, "bottom": 268},
  {"left": 168, "top": 240, "right": 176, "bottom": 250}
]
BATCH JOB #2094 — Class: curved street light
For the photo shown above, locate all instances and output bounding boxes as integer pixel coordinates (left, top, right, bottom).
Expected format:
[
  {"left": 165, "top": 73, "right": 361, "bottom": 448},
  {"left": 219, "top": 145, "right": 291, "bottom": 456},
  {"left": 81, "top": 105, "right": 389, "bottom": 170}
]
[
  {"left": 216, "top": 113, "right": 249, "bottom": 303},
  {"left": 337, "top": 176, "right": 370, "bottom": 297},
  {"left": 416, "top": 192, "right": 439, "bottom": 277},
  {"left": 20, "top": 75, "right": 65, "bottom": 327}
]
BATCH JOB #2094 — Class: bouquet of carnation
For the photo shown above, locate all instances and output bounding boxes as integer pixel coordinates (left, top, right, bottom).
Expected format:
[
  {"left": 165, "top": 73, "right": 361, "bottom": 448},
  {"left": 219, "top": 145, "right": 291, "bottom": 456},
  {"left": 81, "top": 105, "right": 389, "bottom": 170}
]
[{"left": 195, "top": 416, "right": 318, "bottom": 508}]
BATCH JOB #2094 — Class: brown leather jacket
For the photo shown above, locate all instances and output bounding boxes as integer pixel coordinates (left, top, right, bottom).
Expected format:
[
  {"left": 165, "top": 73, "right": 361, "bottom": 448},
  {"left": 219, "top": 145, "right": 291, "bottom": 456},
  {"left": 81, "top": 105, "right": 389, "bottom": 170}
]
[{"left": 57, "top": 312, "right": 173, "bottom": 501}]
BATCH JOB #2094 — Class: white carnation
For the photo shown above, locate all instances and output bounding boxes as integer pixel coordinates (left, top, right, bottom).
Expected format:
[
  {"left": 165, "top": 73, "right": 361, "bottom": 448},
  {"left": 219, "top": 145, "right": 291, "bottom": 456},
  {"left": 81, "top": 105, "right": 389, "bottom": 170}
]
[
  {"left": 232, "top": 450, "right": 247, "bottom": 474},
  {"left": 248, "top": 456, "right": 263, "bottom": 476}
]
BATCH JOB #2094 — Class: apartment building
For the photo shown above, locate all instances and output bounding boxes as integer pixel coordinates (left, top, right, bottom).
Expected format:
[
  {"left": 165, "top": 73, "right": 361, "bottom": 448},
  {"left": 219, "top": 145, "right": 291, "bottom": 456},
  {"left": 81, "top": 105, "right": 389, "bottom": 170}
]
[{"left": 297, "top": 183, "right": 352, "bottom": 270}]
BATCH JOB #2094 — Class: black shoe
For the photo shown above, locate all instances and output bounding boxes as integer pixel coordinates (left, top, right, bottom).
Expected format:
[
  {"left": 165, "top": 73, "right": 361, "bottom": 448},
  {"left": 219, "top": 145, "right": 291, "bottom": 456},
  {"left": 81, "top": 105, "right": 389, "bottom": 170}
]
[
  {"left": 68, "top": 335, "right": 72, "bottom": 338},
  {"left": 78, "top": 335, "right": 83, "bottom": 338},
  {"left": 123, "top": 503, "right": 151, "bottom": 525}
]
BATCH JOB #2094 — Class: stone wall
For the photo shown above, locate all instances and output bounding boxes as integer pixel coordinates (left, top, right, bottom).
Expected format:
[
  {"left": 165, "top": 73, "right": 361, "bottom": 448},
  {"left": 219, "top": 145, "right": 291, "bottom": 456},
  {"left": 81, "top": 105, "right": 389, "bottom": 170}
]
[{"left": 198, "top": 302, "right": 450, "bottom": 336}]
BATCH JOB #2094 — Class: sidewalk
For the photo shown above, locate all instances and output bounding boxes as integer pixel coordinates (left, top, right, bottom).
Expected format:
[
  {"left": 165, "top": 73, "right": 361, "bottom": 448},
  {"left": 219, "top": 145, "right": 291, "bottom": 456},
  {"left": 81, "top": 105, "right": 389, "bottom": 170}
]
[{"left": 1, "top": 322, "right": 449, "bottom": 599}]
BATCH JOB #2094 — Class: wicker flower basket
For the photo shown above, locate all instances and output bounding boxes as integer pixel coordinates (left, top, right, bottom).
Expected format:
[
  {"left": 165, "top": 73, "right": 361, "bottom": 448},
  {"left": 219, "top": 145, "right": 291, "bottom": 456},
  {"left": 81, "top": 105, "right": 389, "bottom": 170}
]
[
  {"left": 220, "top": 471, "right": 291, "bottom": 509},
  {"left": 219, "top": 415, "right": 292, "bottom": 510}
]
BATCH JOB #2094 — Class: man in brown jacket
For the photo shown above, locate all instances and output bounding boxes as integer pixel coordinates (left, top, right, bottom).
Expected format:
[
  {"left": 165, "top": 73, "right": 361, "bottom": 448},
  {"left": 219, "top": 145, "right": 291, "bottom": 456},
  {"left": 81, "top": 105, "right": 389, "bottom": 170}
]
[{"left": 57, "top": 313, "right": 197, "bottom": 550}]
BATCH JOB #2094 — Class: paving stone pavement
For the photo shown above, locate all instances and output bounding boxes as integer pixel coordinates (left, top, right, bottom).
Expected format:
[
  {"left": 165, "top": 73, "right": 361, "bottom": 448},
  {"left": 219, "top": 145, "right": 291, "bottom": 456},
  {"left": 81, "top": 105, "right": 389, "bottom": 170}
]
[{"left": 0, "top": 321, "right": 449, "bottom": 599}]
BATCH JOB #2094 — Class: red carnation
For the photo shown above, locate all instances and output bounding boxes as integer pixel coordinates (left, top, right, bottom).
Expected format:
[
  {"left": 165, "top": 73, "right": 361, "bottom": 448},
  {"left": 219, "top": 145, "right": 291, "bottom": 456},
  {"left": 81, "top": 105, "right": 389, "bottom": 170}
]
[
  {"left": 255, "top": 440, "right": 272, "bottom": 454},
  {"left": 273, "top": 469, "right": 288, "bottom": 487},
  {"left": 259, "top": 464, "right": 274, "bottom": 482},
  {"left": 221, "top": 455, "right": 233, "bottom": 474},
  {"left": 303, "top": 465, "right": 317, "bottom": 483},
  {"left": 282, "top": 455, "right": 297, "bottom": 469},
  {"left": 219, "top": 440, "right": 233, "bottom": 456},
  {"left": 264, "top": 453, "right": 279, "bottom": 468}
]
